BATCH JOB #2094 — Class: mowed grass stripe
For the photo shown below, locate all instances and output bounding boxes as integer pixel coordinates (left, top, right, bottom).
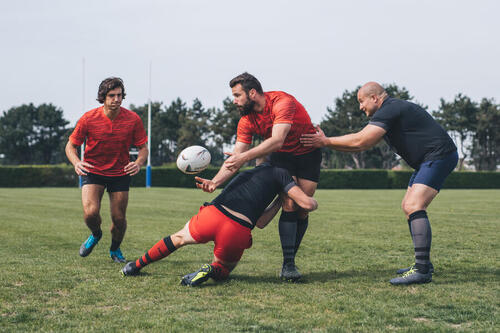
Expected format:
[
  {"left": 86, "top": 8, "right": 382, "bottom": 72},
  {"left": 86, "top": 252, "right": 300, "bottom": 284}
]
[{"left": 0, "top": 188, "right": 498, "bottom": 332}]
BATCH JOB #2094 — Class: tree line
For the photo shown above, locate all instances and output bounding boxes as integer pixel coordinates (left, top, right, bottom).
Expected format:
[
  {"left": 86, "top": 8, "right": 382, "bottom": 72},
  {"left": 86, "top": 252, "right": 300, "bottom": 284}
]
[{"left": 0, "top": 84, "right": 498, "bottom": 170}]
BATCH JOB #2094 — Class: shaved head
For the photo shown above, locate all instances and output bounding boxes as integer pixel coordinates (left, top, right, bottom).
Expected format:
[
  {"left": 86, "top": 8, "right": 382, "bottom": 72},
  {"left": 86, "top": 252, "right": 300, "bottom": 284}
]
[
  {"left": 359, "top": 82, "right": 386, "bottom": 97},
  {"left": 357, "top": 82, "right": 388, "bottom": 117}
]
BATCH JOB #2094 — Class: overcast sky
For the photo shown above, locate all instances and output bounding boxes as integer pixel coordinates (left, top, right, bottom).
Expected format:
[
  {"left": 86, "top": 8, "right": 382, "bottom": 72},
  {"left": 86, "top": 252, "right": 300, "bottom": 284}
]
[{"left": 1, "top": 0, "right": 499, "bottom": 126}]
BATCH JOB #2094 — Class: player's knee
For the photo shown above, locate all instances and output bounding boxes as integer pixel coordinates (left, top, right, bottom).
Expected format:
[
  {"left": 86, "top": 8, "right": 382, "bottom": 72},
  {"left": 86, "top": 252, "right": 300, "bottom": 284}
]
[
  {"left": 171, "top": 229, "right": 192, "bottom": 247},
  {"left": 170, "top": 232, "right": 184, "bottom": 246},
  {"left": 400, "top": 200, "right": 406, "bottom": 212},
  {"left": 111, "top": 215, "right": 127, "bottom": 226},
  {"left": 84, "top": 209, "right": 100, "bottom": 222},
  {"left": 402, "top": 200, "right": 425, "bottom": 216}
]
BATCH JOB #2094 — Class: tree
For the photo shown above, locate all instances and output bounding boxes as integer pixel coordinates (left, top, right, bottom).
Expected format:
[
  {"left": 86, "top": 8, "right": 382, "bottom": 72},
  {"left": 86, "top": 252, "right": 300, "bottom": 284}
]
[
  {"left": 0, "top": 103, "right": 69, "bottom": 164},
  {"left": 177, "top": 99, "right": 210, "bottom": 152},
  {"left": 208, "top": 97, "right": 240, "bottom": 165},
  {"left": 471, "top": 98, "right": 500, "bottom": 170},
  {"left": 434, "top": 94, "right": 477, "bottom": 170},
  {"left": 33, "top": 103, "right": 70, "bottom": 163},
  {"left": 130, "top": 101, "right": 164, "bottom": 165}
]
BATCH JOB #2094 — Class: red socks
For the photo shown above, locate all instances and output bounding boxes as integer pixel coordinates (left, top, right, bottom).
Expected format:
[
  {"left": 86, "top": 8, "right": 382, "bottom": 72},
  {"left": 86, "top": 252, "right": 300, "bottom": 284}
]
[
  {"left": 136, "top": 235, "right": 177, "bottom": 268},
  {"left": 210, "top": 262, "right": 230, "bottom": 280}
]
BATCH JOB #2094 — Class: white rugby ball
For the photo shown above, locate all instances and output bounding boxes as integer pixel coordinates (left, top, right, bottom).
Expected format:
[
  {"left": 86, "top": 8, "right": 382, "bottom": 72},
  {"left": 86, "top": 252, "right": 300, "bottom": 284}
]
[{"left": 176, "top": 145, "right": 211, "bottom": 174}]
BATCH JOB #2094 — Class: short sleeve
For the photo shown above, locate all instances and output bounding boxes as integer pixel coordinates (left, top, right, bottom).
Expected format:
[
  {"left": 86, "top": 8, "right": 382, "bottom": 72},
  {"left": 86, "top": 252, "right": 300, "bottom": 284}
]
[
  {"left": 69, "top": 116, "right": 88, "bottom": 145},
  {"left": 369, "top": 103, "right": 400, "bottom": 131},
  {"left": 272, "top": 95, "right": 296, "bottom": 124},
  {"left": 273, "top": 166, "right": 296, "bottom": 192},
  {"left": 133, "top": 115, "right": 147, "bottom": 146},
  {"left": 236, "top": 117, "right": 253, "bottom": 144}
]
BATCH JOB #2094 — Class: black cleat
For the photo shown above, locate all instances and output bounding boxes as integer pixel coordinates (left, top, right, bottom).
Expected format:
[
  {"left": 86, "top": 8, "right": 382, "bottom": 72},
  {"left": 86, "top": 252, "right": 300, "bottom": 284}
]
[
  {"left": 397, "top": 262, "right": 434, "bottom": 274},
  {"left": 180, "top": 264, "right": 213, "bottom": 287},
  {"left": 79, "top": 234, "right": 101, "bottom": 257},
  {"left": 121, "top": 262, "right": 141, "bottom": 276},
  {"left": 280, "top": 263, "right": 301, "bottom": 282},
  {"left": 390, "top": 268, "right": 432, "bottom": 285}
]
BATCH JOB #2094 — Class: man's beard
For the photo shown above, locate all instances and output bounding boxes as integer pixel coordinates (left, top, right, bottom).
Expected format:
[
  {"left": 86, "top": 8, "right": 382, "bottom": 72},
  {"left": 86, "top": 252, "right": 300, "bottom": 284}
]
[{"left": 238, "top": 99, "right": 256, "bottom": 116}]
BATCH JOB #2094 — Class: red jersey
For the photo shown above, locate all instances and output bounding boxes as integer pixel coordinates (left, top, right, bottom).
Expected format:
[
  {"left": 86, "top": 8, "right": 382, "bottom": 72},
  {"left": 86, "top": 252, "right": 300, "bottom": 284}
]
[
  {"left": 236, "top": 91, "right": 316, "bottom": 155},
  {"left": 70, "top": 107, "right": 147, "bottom": 177}
]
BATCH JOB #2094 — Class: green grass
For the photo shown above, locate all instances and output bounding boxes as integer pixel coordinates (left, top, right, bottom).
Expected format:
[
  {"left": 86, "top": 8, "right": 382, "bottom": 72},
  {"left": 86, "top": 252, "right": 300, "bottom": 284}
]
[{"left": 0, "top": 188, "right": 498, "bottom": 332}]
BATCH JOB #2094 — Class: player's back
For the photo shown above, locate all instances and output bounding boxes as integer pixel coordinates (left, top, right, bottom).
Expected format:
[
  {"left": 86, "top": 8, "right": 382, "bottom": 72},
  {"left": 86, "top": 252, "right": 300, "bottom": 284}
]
[{"left": 212, "top": 163, "right": 295, "bottom": 224}]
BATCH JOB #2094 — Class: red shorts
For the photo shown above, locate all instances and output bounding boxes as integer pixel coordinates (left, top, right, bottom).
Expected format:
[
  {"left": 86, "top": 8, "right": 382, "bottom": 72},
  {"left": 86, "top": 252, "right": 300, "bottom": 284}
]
[{"left": 188, "top": 205, "right": 253, "bottom": 263}]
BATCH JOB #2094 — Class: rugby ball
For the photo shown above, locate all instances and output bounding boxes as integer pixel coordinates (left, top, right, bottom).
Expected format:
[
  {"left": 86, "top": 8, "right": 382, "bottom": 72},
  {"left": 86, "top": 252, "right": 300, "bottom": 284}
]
[{"left": 176, "top": 145, "right": 211, "bottom": 174}]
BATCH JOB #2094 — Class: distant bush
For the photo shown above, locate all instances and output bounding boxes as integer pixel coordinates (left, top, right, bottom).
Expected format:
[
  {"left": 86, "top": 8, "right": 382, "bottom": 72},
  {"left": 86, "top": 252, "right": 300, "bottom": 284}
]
[{"left": 0, "top": 166, "right": 498, "bottom": 189}]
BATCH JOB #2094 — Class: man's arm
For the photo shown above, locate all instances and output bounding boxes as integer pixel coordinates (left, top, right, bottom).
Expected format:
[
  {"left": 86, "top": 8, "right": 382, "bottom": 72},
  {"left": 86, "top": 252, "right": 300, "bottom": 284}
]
[
  {"left": 124, "top": 143, "right": 148, "bottom": 176},
  {"left": 255, "top": 196, "right": 282, "bottom": 229},
  {"left": 223, "top": 123, "right": 291, "bottom": 171},
  {"left": 195, "top": 141, "right": 250, "bottom": 193},
  {"left": 300, "top": 125, "right": 386, "bottom": 152},
  {"left": 65, "top": 140, "right": 94, "bottom": 176},
  {"left": 286, "top": 186, "right": 318, "bottom": 212}
]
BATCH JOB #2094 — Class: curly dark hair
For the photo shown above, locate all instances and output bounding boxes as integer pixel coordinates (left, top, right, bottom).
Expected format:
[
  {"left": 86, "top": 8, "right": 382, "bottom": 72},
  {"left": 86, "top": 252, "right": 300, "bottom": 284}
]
[
  {"left": 229, "top": 72, "right": 263, "bottom": 94},
  {"left": 96, "top": 77, "right": 126, "bottom": 103}
]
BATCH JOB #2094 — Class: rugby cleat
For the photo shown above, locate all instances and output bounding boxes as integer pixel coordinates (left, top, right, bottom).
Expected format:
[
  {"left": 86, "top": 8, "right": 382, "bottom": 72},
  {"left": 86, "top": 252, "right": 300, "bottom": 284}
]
[
  {"left": 79, "top": 234, "right": 101, "bottom": 257},
  {"left": 397, "top": 262, "right": 434, "bottom": 274},
  {"left": 280, "top": 263, "right": 302, "bottom": 282},
  {"left": 390, "top": 267, "right": 432, "bottom": 285},
  {"left": 121, "top": 262, "right": 141, "bottom": 276},
  {"left": 110, "top": 248, "right": 126, "bottom": 263},
  {"left": 180, "top": 264, "right": 213, "bottom": 287}
]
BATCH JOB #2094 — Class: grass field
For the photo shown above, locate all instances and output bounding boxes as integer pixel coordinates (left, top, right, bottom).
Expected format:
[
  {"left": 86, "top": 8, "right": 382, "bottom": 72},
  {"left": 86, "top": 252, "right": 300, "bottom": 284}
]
[{"left": 0, "top": 187, "right": 498, "bottom": 332}]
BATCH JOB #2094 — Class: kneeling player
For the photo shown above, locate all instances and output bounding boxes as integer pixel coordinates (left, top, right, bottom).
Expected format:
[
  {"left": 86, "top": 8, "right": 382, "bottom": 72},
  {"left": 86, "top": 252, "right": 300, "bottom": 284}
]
[{"left": 121, "top": 162, "right": 318, "bottom": 286}]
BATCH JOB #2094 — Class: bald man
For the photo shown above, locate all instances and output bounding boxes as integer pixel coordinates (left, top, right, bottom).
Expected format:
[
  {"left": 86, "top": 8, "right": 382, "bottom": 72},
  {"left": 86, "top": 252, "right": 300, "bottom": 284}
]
[{"left": 301, "top": 82, "right": 458, "bottom": 285}]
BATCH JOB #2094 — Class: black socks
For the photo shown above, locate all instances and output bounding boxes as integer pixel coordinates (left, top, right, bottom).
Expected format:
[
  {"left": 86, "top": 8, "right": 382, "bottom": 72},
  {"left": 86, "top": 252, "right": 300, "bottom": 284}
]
[
  {"left": 409, "top": 210, "right": 432, "bottom": 274},
  {"left": 110, "top": 238, "right": 122, "bottom": 252},
  {"left": 279, "top": 211, "right": 298, "bottom": 266},
  {"left": 295, "top": 216, "right": 309, "bottom": 255},
  {"left": 92, "top": 229, "right": 102, "bottom": 240}
]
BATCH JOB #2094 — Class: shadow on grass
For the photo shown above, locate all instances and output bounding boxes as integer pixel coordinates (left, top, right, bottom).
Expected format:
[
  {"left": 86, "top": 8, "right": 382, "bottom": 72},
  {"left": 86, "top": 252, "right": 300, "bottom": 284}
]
[
  {"left": 229, "top": 268, "right": 394, "bottom": 284},
  {"left": 227, "top": 267, "right": 500, "bottom": 285}
]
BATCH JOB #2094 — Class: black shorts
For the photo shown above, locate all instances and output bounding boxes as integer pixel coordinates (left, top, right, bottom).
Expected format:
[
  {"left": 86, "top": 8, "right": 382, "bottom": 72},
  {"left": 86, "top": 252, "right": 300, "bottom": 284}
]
[
  {"left": 81, "top": 173, "right": 131, "bottom": 192},
  {"left": 270, "top": 149, "right": 322, "bottom": 183}
]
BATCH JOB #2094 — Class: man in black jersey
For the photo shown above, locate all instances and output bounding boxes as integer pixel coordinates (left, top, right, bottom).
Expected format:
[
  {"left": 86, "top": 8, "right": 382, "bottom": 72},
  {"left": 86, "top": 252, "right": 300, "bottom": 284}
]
[
  {"left": 121, "top": 163, "right": 317, "bottom": 286},
  {"left": 301, "top": 82, "right": 458, "bottom": 285}
]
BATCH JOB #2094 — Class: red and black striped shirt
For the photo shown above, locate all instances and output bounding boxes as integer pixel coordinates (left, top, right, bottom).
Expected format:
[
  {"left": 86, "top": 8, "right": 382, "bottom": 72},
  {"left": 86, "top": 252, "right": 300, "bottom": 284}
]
[
  {"left": 70, "top": 107, "right": 147, "bottom": 176},
  {"left": 236, "top": 91, "right": 316, "bottom": 155}
]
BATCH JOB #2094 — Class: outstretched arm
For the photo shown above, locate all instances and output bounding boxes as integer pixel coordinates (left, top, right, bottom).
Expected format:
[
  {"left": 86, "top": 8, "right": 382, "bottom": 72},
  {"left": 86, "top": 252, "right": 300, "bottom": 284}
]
[
  {"left": 195, "top": 141, "right": 250, "bottom": 193},
  {"left": 224, "top": 123, "right": 291, "bottom": 171},
  {"left": 300, "top": 125, "right": 386, "bottom": 152}
]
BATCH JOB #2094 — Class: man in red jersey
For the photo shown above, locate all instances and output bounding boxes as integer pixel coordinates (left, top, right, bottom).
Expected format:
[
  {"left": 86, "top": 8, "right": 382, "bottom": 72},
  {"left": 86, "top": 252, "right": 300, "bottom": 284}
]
[
  {"left": 65, "top": 77, "right": 148, "bottom": 263},
  {"left": 196, "top": 72, "right": 321, "bottom": 281}
]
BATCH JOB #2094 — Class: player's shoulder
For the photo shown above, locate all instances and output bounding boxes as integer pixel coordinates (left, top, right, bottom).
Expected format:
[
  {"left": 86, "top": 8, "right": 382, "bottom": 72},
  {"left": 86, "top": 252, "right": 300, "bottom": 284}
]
[
  {"left": 376, "top": 97, "right": 404, "bottom": 115},
  {"left": 79, "top": 107, "right": 102, "bottom": 122},
  {"left": 237, "top": 114, "right": 252, "bottom": 128},
  {"left": 119, "top": 107, "right": 144, "bottom": 124},
  {"left": 265, "top": 91, "right": 294, "bottom": 101},
  {"left": 120, "top": 107, "right": 140, "bottom": 118}
]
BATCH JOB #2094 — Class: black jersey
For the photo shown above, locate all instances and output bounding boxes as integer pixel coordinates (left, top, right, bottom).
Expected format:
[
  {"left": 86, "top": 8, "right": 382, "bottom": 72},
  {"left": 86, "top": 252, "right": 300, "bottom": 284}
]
[
  {"left": 211, "top": 163, "right": 296, "bottom": 226},
  {"left": 369, "top": 98, "right": 457, "bottom": 169}
]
